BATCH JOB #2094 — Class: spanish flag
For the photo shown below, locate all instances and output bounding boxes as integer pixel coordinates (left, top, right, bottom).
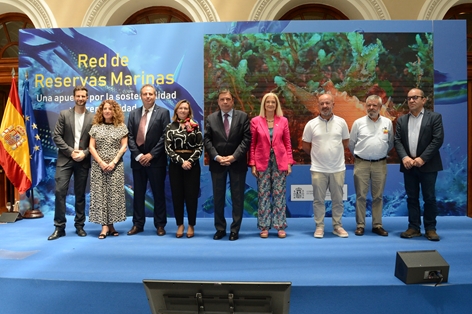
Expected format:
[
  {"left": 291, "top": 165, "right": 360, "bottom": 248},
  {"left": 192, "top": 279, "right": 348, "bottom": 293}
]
[{"left": 0, "top": 77, "right": 32, "bottom": 193}]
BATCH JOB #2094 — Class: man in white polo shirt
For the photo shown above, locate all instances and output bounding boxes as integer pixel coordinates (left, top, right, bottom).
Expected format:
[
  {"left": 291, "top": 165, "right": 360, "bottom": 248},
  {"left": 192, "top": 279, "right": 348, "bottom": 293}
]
[
  {"left": 349, "top": 94, "right": 393, "bottom": 237},
  {"left": 302, "top": 93, "right": 350, "bottom": 238}
]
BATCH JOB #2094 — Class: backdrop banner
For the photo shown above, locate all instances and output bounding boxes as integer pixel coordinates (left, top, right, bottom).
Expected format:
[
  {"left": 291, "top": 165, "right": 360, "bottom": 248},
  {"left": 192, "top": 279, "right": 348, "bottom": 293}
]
[{"left": 19, "top": 20, "right": 467, "bottom": 218}]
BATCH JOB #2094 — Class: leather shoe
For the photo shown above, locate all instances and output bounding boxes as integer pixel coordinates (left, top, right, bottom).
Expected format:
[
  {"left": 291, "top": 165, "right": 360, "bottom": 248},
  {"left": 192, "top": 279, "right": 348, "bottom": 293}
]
[
  {"left": 355, "top": 227, "right": 364, "bottom": 236},
  {"left": 48, "top": 228, "right": 65, "bottom": 240},
  {"left": 127, "top": 226, "right": 143, "bottom": 235},
  {"left": 229, "top": 232, "right": 239, "bottom": 241},
  {"left": 400, "top": 228, "right": 421, "bottom": 238},
  {"left": 372, "top": 227, "right": 388, "bottom": 236},
  {"left": 157, "top": 226, "right": 166, "bottom": 236},
  {"left": 425, "top": 230, "right": 440, "bottom": 241},
  {"left": 213, "top": 230, "right": 226, "bottom": 240},
  {"left": 76, "top": 227, "right": 87, "bottom": 237}
]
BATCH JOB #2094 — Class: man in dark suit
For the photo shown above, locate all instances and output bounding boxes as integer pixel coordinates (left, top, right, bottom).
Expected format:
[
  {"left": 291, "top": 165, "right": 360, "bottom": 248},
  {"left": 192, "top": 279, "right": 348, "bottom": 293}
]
[
  {"left": 48, "top": 86, "right": 94, "bottom": 240},
  {"left": 394, "top": 88, "right": 444, "bottom": 241},
  {"left": 127, "top": 84, "right": 170, "bottom": 236},
  {"left": 204, "top": 89, "right": 251, "bottom": 241}
]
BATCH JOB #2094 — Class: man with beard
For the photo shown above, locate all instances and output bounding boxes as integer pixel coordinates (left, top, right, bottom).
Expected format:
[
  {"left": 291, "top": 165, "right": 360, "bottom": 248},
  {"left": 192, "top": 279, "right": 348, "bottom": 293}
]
[
  {"left": 48, "top": 86, "right": 94, "bottom": 240},
  {"left": 302, "top": 93, "right": 350, "bottom": 239},
  {"left": 395, "top": 88, "right": 444, "bottom": 241},
  {"left": 349, "top": 95, "right": 393, "bottom": 237}
]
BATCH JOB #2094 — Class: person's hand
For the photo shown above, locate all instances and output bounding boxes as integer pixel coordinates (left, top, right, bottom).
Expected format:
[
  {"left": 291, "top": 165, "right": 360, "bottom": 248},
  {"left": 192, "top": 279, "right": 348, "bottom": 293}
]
[
  {"left": 402, "top": 156, "right": 415, "bottom": 170},
  {"left": 251, "top": 166, "right": 258, "bottom": 178},
  {"left": 72, "top": 150, "right": 85, "bottom": 162},
  {"left": 217, "top": 156, "right": 231, "bottom": 166},
  {"left": 413, "top": 157, "right": 425, "bottom": 167},
  {"left": 139, "top": 153, "right": 153, "bottom": 167},
  {"left": 286, "top": 164, "right": 292, "bottom": 176},
  {"left": 182, "top": 160, "right": 192, "bottom": 170}
]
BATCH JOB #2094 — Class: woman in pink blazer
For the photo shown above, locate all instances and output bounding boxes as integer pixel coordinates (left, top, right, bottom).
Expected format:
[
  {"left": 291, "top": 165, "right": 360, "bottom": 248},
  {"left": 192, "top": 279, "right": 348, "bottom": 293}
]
[{"left": 249, "top": 93, "right": 294, "bottom": 238}]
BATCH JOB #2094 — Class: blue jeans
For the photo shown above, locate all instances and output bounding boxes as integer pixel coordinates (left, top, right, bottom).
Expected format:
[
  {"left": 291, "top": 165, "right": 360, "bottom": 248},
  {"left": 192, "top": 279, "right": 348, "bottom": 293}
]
[{"left": 403, "top": 168, "right": 438, "bottom": 231}]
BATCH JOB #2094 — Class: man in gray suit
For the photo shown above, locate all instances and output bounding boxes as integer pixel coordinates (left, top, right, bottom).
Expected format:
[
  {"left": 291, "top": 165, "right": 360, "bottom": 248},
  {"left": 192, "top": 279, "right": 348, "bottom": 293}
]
[
  {"left": 48, "top": 86, "right": 94, "bottom": 240},
  {"left": 126, "top": 84, "right": 170, "bottom": 236},
  {"left": 394, "top": 88, "right": 444, "bottom": 241},
  {"left": 204, "top": 89, "right": 251, "bottom": 241}
]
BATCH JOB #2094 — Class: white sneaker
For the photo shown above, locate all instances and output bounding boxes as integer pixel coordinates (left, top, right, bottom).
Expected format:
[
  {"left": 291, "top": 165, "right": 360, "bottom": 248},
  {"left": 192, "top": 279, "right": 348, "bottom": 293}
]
[
  {"left": 314, "top": 227, "right": 324, "bottom": 238},
  {"left": 333, "top": 227, "right": 349, "bottom": 238}
]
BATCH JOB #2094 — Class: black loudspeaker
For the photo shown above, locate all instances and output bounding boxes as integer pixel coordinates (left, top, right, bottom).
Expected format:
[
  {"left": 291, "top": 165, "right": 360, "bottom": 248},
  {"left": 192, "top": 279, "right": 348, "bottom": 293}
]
[{"left": 395, "top": 250, "right": 449, "bottom": 284}]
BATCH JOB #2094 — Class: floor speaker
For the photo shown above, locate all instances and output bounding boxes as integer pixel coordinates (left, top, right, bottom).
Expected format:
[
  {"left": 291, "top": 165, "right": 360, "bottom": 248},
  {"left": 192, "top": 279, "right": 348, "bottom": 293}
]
[{"left": 395, "top": 250, "right": 449, "bottom": 284}]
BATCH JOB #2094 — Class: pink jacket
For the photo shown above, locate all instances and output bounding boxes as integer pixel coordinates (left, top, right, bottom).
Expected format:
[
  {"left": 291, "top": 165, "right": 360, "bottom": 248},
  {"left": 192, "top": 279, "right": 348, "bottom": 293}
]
[{"left": 248, "top": 116, "right": 294, "bottom": 171}]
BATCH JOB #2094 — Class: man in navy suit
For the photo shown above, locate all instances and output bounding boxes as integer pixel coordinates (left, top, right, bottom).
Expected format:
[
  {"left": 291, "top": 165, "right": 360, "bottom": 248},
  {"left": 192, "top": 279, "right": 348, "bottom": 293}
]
[
  {"left": 127, "top": 84, "right": 170, "bottom": 236},
  {"left": 394, "top": 88, "right": 444, "bottom": 241},
  {"left": 204, "top": 89, "right": 251, "bottom": 241},
  {"left": 49, "top": 85, "right": 94, "bottom": 240}
]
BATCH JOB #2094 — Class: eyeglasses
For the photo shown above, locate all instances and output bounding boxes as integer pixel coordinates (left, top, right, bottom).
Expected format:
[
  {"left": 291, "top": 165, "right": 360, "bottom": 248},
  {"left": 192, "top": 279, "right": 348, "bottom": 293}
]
[{"left": 407, "top": 95, "right": 424, "bottom": 101}]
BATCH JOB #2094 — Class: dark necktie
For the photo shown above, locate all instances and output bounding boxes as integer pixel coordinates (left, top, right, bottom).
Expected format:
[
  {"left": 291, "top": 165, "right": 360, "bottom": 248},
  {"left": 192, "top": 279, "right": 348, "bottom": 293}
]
[
  {"left": 136, "top": 109, "right": 149, "bottom": 146},
  {"left": 224, "top": 113, "right": 230, "bottom": 137}
]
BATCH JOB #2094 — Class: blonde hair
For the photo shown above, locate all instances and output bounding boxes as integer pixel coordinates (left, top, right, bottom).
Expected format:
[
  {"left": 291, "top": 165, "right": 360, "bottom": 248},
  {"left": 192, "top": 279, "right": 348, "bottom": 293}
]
[{"left": 259, "top": 93, "right": 283, "bottom": 117}]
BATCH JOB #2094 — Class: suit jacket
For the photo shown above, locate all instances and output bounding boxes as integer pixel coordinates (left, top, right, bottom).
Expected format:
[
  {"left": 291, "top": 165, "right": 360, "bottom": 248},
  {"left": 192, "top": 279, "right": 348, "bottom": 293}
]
[
  {"left": 204, "top": 109, "right": 251, "bottom": 173},
  {"left": 394, "top": 110, "right": 444, "bottom": 173},
  {"left": 248, "top": 115, "right": 294, "bottom": 172},
  {"left": 127, "top": 104, "right": 170, "bottom": 169},
  {"left": 53, "top": 108, "right": 93, "bottom": 167}
]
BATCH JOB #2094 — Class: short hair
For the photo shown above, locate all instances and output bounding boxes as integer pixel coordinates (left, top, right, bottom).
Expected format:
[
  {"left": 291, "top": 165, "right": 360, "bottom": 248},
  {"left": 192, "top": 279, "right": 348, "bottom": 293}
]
[
  {"left": 217, "top": 88, "right": 233, "bottom": 100},
  {"left": 259, "top": 92, "right": 284, "bottom": 117},
  {"left": 140, "top": 84, "right": 157, "bottom": 95},
  {"left": 365, "top": 94, "right": 382, "bottom": 106},
  {"left": 93, "top": 99, "right": 125, "bottom": 127},
  {"left": 172, "top": 99, "right": 194, "bottom": 122},
  {"left": 409, "top": 88, "right": 424, "bottom": 97},
  {"left": 73, "top": 86, "right": 88, "bottom": 96},
  {"left": 318, "top": 93, "right": 334, "bottom": 103}
]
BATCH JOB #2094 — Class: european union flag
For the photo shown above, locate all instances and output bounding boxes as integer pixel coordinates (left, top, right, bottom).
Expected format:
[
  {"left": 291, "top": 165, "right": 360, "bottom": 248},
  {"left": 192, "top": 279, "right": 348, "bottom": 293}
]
[{"left": 21, "top": 78, "right": 45, "bottom": 189}]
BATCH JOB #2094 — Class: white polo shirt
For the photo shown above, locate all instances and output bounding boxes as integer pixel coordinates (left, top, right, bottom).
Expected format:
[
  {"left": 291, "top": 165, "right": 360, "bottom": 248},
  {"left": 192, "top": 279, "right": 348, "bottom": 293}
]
[{"left": 302, "top": 114, "right": 349, "bottom": 173}]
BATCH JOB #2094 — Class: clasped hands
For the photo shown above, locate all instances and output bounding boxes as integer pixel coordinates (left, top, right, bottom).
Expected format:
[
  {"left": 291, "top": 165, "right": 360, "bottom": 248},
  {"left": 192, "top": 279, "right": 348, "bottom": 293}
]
[
  {"left": 182, "top": 160, "right": 192, "bottom": 170},
  {"left": 217, "top": 155, "right": 235, "bottom": 166},
  {"left": 139, "top": 153, "right": 153, "bottom": 167},
  {"left": 71, "top": 150, "right": 85, "bottom": 162},
  {"left": 402, "top": 156, "right": 425, "bottom": 170}
]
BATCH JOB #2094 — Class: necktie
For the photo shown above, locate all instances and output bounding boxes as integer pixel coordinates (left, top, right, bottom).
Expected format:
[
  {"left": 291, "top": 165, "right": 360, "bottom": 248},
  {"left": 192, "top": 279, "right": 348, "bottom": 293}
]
[
  {"left": 224, "top": 113, "right": 230, "bottom": 137},
  {"left": 136, "top": 109, "right": 149, "bottom": 146}
]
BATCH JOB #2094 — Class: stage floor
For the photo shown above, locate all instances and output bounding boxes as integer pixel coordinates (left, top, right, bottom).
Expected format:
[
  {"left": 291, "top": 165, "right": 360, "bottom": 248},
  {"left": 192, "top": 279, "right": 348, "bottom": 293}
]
[{"left": 1, "top": 215, "right": 472, "bottom": 313}]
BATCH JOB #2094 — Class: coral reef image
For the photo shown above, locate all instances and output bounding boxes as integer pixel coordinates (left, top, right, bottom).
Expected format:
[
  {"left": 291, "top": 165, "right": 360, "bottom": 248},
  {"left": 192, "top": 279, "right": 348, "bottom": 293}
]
[{"left": 203, "top": 31, "right": 436, "bottom": 164}]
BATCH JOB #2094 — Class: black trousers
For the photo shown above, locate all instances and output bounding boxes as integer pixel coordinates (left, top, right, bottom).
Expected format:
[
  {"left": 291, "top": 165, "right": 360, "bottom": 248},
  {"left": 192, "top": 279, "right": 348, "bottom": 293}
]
[
  {"left": 211, "top": 166, "right": 247, "bottom": 233},
  {"left": 54, "top": 160, "right": 89, "bottom": 229},
  {"left": 168, "top": 153, "right": 201, "bottom": 226}
]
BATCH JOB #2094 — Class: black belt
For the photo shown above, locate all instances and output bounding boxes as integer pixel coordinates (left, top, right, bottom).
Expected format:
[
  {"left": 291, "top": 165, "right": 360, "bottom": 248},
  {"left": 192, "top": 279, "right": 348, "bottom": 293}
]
[{"left": 355, "top": 155, "right": 386, "bottom": 162}]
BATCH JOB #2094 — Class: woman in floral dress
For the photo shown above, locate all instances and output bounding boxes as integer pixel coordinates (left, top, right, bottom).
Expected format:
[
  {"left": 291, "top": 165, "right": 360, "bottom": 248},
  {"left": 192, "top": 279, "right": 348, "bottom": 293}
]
[{"left": 89, "top": 100, "right": 128, "bottom": 239}]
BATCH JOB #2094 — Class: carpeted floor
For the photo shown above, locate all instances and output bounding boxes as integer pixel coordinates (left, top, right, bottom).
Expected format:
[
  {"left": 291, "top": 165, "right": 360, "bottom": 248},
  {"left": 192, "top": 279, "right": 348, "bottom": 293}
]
[{"left": 1, "top": 215, "right": 471, "bottom": 313}]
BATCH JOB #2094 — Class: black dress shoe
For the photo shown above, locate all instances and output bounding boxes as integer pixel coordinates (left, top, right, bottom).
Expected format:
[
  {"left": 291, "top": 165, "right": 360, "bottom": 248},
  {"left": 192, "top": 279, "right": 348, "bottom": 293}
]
[
  {"left": 48, "top": 228, "right": 65, "bottom": 240},
  {"left": 157, "top": 227, "right": 166, "bottom": 236},
  {"left": 127, "top": 226, "right": 144, "bottom": 235},
  {"left": 213, "top": 230, "right": 226, "bottom": 240},
  {"left": 76, "top": 227, "right": 87, "bottom": 237},
  {"left": 229, "top": 232, "right": 239, "bottom": 241},
  {"left": 372, "top": 227, "right": 388, "bottom": 236},
  {"left": 355, "top": 227, "right": 364, "bottom": 236}
]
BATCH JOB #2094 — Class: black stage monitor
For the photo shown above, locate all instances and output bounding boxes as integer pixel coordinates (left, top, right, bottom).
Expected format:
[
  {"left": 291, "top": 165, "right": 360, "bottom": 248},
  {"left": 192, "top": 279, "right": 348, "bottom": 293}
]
[{"left": 142, "top": 279, "right": 291, "bottom": 314}]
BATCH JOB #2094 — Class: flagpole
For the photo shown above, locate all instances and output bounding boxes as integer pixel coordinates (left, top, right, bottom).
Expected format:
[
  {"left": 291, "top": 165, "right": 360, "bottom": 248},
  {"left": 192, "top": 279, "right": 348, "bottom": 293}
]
[{"left": 21, "top": 71, "right": 44, "bottom": 219}]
